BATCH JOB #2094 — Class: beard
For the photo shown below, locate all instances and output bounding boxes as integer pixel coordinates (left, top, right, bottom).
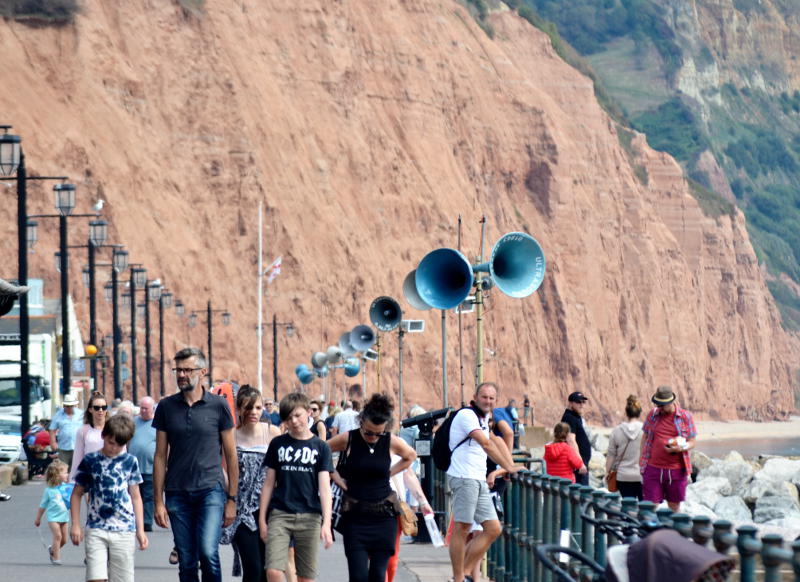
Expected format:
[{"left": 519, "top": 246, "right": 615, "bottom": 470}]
[{"left": 178, "top": 376, "right": 199, "bottom": 392}]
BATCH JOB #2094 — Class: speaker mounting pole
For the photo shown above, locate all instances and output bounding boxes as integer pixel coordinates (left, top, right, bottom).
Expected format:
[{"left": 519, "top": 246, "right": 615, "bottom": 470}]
[
  {"left": 475, "top": 216, "right": 487, "bottom": 386},
  {"left": 441, "top": 309, "right": 448, "bottom": 409}
]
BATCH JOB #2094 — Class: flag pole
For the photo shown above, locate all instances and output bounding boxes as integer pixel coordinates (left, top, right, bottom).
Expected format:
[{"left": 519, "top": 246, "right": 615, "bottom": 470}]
[{"left": 257, "top": 200, "right": 264, "bottom": 393}]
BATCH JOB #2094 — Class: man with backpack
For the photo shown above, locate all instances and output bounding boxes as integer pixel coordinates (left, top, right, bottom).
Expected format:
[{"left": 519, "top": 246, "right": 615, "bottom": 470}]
[{"left": 442, "top": 382, "right": 521, "bottom": 582}]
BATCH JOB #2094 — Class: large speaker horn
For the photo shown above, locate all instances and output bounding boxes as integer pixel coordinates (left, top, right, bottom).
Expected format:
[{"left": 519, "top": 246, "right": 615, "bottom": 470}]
[
  {"left": 339, "top": 332, "right": 357, "bottom": 356},
  {"left": 311, "top": 351, "right": 328, "bottom": 369},
  {"left": 369, "top": 296, "right": 402, "bottom": 332},
  {"left": 343, "top": 357, "right": 360, "bottom": 377},
  {"left": 350, "top": 325, "right": 376, "bottom": 351},
  {"left": 403, "top": 270, "right": 431, "bottom": 311},
  {"left": 295, "top": 364, "right": 314, "bottom": 384},
  {"left": 326, "top": 345, "right": 343, "bottom": 364},
  {"left": 474, "top": 232, "right": 546, "bottom": 298},
  {"left": 415, "top": 248, "right": 473, "bottom": 310}
]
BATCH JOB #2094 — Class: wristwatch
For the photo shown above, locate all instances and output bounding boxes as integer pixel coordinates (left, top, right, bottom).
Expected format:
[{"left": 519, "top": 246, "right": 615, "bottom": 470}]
[{"left": 226, "top": 493, "right": 237, "bottom": 503}]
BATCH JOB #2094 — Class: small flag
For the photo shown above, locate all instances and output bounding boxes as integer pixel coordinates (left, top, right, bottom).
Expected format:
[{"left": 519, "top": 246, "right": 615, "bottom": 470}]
[{"left": 265, "top": 256, "right": 282, "bottom": 284}]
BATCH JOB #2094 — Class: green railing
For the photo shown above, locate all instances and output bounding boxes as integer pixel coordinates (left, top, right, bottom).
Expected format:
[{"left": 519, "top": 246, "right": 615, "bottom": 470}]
[{"left": 428, "top": 468, "right": 800, "bottom": 582}]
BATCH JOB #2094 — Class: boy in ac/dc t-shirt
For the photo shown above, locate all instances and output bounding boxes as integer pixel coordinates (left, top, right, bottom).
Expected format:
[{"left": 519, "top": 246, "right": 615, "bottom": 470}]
[{"left": 258, "top": 392, "right": 334, "bottom": 582}]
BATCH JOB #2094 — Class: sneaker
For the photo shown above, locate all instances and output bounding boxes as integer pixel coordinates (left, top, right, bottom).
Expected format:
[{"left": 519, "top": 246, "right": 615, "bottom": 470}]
[
  {"left": 0, "top": 492, "right": 10, "bottom": 501},
  {"left": 169, "top": 548, "right": 179, "bottom": 565},
  {"left": 48, "top": 546, "right": 59, "bottom": 565}
]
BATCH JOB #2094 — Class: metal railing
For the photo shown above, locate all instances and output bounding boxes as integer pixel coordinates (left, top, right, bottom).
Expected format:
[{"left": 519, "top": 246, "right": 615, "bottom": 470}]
[{"left": 428, "top": 466, "right": 800, "bottom": 582}]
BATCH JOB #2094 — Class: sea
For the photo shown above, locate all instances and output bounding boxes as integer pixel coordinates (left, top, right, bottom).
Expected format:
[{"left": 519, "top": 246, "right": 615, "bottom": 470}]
[{"left": 696, "top": 436, "right": 800, "bottom": 459}]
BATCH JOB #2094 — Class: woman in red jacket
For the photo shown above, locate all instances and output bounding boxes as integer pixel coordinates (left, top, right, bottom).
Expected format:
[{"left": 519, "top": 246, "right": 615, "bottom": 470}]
[{"left": 544, "top": 422, "right": 588, "bottom": 482}]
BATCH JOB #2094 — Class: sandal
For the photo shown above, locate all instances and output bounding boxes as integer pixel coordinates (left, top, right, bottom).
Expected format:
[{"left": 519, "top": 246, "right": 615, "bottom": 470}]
[{"left": 169, "top": 548, "right": 179, "bottom": 565}]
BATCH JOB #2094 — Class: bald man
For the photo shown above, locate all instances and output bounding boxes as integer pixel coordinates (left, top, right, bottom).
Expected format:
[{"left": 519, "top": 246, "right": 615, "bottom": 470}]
[{"left": 128, "top": 396, "right": 157, "bottom": 531}]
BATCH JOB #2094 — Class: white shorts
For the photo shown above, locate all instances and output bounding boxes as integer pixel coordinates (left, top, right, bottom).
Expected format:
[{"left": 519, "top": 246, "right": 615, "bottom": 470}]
[{"left": 85, "top": 528, "right": 135, "bottom": 582}]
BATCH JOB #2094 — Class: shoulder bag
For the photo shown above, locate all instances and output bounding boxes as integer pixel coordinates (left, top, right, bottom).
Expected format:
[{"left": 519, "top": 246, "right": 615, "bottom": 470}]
[
  {"left": 606, "top": 437, "right": 631, "bottom": 493},
  {"left": 331, "top": 432, "right": 352, "bottom": 532}
]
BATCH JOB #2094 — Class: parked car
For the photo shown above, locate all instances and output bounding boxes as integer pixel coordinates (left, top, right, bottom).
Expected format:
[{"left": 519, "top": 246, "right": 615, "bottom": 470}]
[{"left": 0, "top": 415, "right": 23, "bottom": 464}]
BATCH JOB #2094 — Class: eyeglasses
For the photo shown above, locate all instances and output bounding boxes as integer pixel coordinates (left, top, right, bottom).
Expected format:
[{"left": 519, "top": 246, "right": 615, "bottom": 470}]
[
  {"left": 171, "top": 367, "right": 202, "bottom": 375},
  {"left": 91, "top": 405, "right": 108, "bottom": 412},
  {"left": 360, "top": 428, "right": 387, "bottom": 438},
  {"left": 265, "top": 402, "right": 274, "bottom": 406}
]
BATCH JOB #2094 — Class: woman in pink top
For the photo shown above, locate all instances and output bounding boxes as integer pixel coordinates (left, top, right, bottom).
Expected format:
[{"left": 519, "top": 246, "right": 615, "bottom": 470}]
[
  {"left": 69, "top": 392, "right": 119, "bottom": 482},
  {"left": 544, "top": 422, "right": 587, "bottom": 483}
]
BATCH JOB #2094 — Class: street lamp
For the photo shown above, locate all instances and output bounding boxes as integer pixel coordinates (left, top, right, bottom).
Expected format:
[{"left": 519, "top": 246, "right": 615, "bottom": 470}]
[
  {"left": 188, "top": 302, "right": 231, "bottom": 386},
  {"left": 272, "top": 315, "right": 295, "bottom": 401},
  {"left": 144, "top": 280, "right": 162, "bottom": 397},
  {"left": 111, "top": 248, "right": 128, "bottom": 400},
  {"left": 129, "top": 266, "right": 146, "bottom": 402},
  {"left": 158, "top": 290, "right": 172, "bottom": 397},
  {"left": 175, "top": 300, "right": 185, "bottom": 316},
  {"left": 86, "top": 219, "right": 109, "bottom": 385}
]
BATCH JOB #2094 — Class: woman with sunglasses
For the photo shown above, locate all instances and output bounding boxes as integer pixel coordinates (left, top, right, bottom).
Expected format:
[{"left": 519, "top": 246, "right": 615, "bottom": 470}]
[
  {"left": 328, "top": 394, "right": 416, "bottom": 582},
  {"left": 309, "top": 400, "right": 327, "bottom": 440},
  {"left": 69, "top": 392, "right": 116, "bottom": 482}
]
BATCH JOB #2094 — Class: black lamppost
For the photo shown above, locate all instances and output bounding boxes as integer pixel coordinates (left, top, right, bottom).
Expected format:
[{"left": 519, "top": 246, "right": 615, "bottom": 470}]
[
  {"left": 158, "top": 291, "right": 173, "bottom": 398},
  {"left": 272, "top": 315, "right": 295, "bottom": 402},
  {"left": 144, "top": 280, "right": 162, "bottom": 398},
  {"left": 86, "top": 219, "right": 108, "bottom": 385},
  {"left": 103, "top": 248, "right": 130, "bottom": 400},
  {"left": 188, "top": 302, "right": 231, "bottom": 387},
  {"left": 128, "top": 266, "right": 146, "bottom": 401}
]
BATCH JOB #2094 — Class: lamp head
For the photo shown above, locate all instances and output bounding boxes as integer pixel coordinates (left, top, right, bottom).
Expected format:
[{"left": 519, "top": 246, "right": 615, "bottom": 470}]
[
  {"left": 53, "top": 183, "right": 76, "bottom": 216},
  {"left": 0, "top": 127, "right": 21, "bottom": 176}
]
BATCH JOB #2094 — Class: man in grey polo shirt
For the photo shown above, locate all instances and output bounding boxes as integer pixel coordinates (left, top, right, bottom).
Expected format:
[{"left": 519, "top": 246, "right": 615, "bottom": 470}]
[
  {"left": 153, "top": 347, "right": 238, "bottom": 582},
  {"left": 447, "top": 382, "right": 520, "bottom": 582}
]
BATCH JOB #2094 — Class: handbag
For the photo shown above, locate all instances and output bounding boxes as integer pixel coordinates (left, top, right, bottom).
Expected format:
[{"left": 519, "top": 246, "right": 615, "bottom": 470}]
[
  {"left": 398, "top": 500, "right": 418, "bottom": 536},
  {"left": 331, "top": 432, "right": 352, "bottom": 533},
  {"left": 606, "top": 438, "right": 631, "bottom": 493}
]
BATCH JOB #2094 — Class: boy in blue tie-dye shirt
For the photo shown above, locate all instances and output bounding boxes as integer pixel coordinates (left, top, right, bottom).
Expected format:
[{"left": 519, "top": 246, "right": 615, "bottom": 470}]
[{"left": 70, "top": 414, "right": 149, "bottom": 582}]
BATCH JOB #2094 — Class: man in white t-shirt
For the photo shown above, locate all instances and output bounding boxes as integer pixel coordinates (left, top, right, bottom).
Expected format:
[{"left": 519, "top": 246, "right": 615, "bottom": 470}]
[
  {"left": 447, "top": 382, "right": 520, "bottom": 582},
  {"left": 330, "top": 400, "right": 360, "bottom": 436}
]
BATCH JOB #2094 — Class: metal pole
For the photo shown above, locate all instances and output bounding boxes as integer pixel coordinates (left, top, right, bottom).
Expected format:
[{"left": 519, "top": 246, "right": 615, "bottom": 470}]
[
  {"left": 441, "top": 310, "right": 447, "bottom": 408},
  {"left": 207, "top": 300, "right": 213, "bottom": 387},
  {"left": 129, "top": 268, "right": 137, "bottom": 401},
  {"left": 59, "top": 215, "right": 71, "bottom": 398},
  {"left": 100, "top": 336, "right": 107, "bottom": 399},
  {"left": 475, "top": 216, "right": 487, "bottom": 386},
  {"left": 257, "top": 201, "right": 263, "bottom": 393},
  {"left": 398, "top": 326, "right": 405, "bottom": 421},
  {"left": 144, "top": 283, "right": 151, "bottom": 399},
  {"left": 88, "top": 240, "right": 97, "bottom": 387},
  {"left": 272, "top": 313, "right": 278, "bottom": 402},
  {"left": 376, "top": 333, "right": 382, "bottom": 393},
  {"left": 159, "top": 296, "right": 165, "bottom": 398},
  {"left": 17, "top": 152, "right": 31, "bottom": 434},
  {"left": 457, "top": 214, "right": 464, "bottom": 406},
  {"left": 112, "top": 268, "right": 121, "bottom": 401}
]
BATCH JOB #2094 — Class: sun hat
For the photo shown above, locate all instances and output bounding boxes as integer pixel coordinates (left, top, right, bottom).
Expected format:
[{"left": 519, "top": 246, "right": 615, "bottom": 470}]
[
  {"left": 63, "top": 394, "right": 79, "bottom": 406},
  {"left": 651, "top": 385, "right": 676, "bottom": 406}
]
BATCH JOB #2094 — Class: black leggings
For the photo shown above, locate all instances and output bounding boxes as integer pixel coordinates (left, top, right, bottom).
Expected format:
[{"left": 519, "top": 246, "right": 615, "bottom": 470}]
[
  {"left": 233, "top": 518, "right": 266, "bottom": 582},
  {"left": 345, "top": 548, "right": 393, "bottom": 582}
]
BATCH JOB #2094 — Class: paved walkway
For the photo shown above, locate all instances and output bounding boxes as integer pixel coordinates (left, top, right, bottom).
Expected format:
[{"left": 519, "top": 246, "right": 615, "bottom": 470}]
[{"left": 0, "top": 478, "right": 453, "bottom": 581}]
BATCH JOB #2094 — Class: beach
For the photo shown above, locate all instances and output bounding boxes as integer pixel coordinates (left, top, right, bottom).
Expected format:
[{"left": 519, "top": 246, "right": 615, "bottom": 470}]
[{"left": 694, "top": 415, "right": 800, "bottom": 442}]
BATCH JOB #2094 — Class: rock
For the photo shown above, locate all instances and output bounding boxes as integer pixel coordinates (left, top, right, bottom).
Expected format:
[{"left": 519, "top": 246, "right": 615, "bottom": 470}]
[
  {"left": 691, "top": 450, "right": 713, "bottom": 473},
  {"left": 760, "top": 518, "right": 800, "bottom": 541},
  {"left": 742, "top": 479, "right": 774, "bottom": 505},
  {"left": 592, "top": 434, "right": 609, "bottom": 455},
  {"left": 696, "top": 456, "right": 754, "bottom": 492},
  {"left": 686, "top": 476, "right": 732, "bottom": 510},
  {"left": 713, "top": 496, "right": 752, "bottom": 522},
  {"left": 753, "top": 492, "right": 800, "bottom": 523},
  {"left": 589, "top": 450, "right": 606, "bottom": 474},
  {"left": 754, "top": 458, "right": 800, "bottom": 484},
  {"left": 681, "top": 500, "right": 718, "bottom": 521}
]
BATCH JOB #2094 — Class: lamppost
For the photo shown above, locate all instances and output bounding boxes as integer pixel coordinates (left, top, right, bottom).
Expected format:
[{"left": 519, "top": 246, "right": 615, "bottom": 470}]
[
  {"left": 188, "top": 302, "right": 231, "bottom": 387},
  {"left": 103, "top": 248, "right": 130, "bottom": 400},
  {"left": 144, "top": 280, "right": 162, "bottom": 398},
  {"left": 272, "top": 315, "right": 295, "bottom": 402},
  {"left": 158, "top": 290, "right": 173, "bottom": 398},
  {"left": 0, "top": 125, "right": 70, "bottom": 434},
  {"left": 128, "top": 266, "right": 146, "bottom": 401}
]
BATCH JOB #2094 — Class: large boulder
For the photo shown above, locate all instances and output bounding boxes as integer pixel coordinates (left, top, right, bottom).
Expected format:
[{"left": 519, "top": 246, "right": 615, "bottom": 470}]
[
  {"left": 681, "top": 500, "right": 718, "bottom": 521},
  {"left": 753, "top": 458, "right": 800, "bottom": 484},
  {"left": 592, "top": 433, "right": 609, "bottom": 455},
  {"left": 713, "top": 496, "right": 752, "bottom": 522},
  {"left": 686, "top": 476, "right": 732, "bottom": 510},
  {"left": 589, "top": 450, "right": 606, "bottom": 475},
  {"left": 696, "top": 455, "right": 754, "bottom": 492},
  {"left": 753, "top": 491, "right": 800, "bottom": 523},
  {"left": 691, "top": 450, "right": 713, "bottom": 473}
]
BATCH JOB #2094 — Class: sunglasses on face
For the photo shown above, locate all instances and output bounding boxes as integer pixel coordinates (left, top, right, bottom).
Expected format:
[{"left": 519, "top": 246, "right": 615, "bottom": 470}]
[
  {"left": 92, "top": 405, "right": 108, "bottom": 411},
  {"left": 360, "top": 428, "right": 387, "bottom": 437}
]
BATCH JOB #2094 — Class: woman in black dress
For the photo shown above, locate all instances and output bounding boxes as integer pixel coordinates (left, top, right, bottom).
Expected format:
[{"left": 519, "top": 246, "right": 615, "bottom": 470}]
[{"left": 328, "top": 394, "right": 416, "bottom": 582}]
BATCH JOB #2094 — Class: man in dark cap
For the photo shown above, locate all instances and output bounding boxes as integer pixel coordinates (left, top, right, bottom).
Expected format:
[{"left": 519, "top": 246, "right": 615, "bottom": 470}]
[
  {"left": 560, "top": 391, "right": 591, "bottom": 485},
  {"left": 639, "top": 385, "right": 697, "bottom": 512}
]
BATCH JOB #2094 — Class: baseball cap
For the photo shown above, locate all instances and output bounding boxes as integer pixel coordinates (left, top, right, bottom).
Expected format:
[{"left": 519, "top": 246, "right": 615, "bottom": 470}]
[{"left": 568, "top": 391, "right": 589, "bottom": 403}]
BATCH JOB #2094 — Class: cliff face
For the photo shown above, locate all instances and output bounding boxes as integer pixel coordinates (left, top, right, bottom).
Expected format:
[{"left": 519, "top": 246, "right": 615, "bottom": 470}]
[{"left": 0, "top": 0, "right": 796, "bottom": 425}]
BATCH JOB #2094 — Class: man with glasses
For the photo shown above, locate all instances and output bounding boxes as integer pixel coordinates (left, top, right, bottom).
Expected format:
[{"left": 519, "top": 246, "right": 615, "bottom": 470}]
[
  {"left": 561, "top": 391, "right": 591, "bottom": 485},
  {"left": 153, "top": 347, "right": 239, "bottom": 582},
  {"left": 263, "top": 399, "right": 281, "bottom": 426}
]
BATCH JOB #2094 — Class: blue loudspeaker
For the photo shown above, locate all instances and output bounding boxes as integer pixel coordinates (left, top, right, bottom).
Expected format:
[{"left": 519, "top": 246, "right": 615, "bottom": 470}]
[
  {"left": 415, "top": 248, "right": 473, "bottom": 310},
  {"left": 315, "top": 365, "right": 329, "bottom": 378},
  {"left": 350, "top": 325, "right": 376, "bottom": 351},
  {"left": 311, "top": 352, "right": 328, "bottom": 369},
  {"left": 295, "top": 364, "right": 313, "bottom": 384},
  {"left": 343, "top": 357, "right": 360, "bottom": 377},
  {"left": 369, "top": 296, "right": 402, "bottom": 332},
  {"left": 403, "top": 270, "right": 431, "bottom": 311},
  {"left": 339, "top": 332, "right": 357, "bottom": 356},
  {"left": 474, "top": 232, "right": 546, "bottom": 298},
  {"left": 295, "top": 364, "right": 309, "bottom": 375}
]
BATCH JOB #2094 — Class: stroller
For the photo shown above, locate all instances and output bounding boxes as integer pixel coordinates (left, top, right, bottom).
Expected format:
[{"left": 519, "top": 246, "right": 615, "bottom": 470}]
[{"left": 535, "top": 502, "right": 736, "bottom": 582}]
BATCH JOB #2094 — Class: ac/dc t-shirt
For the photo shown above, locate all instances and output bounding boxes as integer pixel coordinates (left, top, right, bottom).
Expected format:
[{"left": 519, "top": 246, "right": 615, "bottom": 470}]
[{"left": 264, "top": 433, "right": 334, "bottom": 515}]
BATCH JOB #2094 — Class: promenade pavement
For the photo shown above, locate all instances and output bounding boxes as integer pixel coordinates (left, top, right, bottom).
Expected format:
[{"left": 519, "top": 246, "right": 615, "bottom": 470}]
[{"left": 0, "top": 478, "right": 453, "bottom": 581}]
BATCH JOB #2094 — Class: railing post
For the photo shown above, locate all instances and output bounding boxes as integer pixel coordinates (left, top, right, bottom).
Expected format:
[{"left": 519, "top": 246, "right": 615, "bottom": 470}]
[
  {"left": 736, "top": 525, "right": 762, "bottom": 582},
  {"left": 620, "top": 496, "right": 638, "bottom": 520},
  {"left": 579, "top": 486, "right": 593, "bottom": 557},
  {"left": 671, "top": 513, "right": 692, "bottom": 538},
  {"left": 791, "top": 539, "right": 800, "bottom": 580},
  {"left": 523, "top": 471, "right": 535, "bottom": 582},
  {"left": 655, "top": 507, "right": 674, "bottom": 528},
  {"left": 568, "top": 483, "right": 582, "bottom": 550},
  {"left": 559, "top": 479, "right": 571, "bottom": 539},
  {"left": 510, "top": 473, "right": 521, "bottom": 582},
  {"left": 691, "top": 515, "right": 713, "bottom": 547},
  {"left": 711, "top": 520, "right": 737, "bottom": 554},
  {"left": 603, "top": 492, "right": 620, "bottom": 547},
  {"left": 591, "top": 490, "right": 607, "bottom": 566},
  {"left": 761, "top": 533, "right": 791, "bottom": 582},
  {"left": 532, "top": 474, "right": 544, "bottom": 582}
]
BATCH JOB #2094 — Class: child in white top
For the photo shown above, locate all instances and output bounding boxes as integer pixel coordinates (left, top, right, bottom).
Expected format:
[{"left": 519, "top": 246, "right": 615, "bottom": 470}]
[{"left": 35, "top": 459, "right": 71, "bottom": 565}]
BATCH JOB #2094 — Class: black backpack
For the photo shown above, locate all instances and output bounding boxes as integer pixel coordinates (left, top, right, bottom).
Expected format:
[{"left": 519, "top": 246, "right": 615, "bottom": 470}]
[{"left": 431, "top": 406, "right": 480, "bottom": 471}]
